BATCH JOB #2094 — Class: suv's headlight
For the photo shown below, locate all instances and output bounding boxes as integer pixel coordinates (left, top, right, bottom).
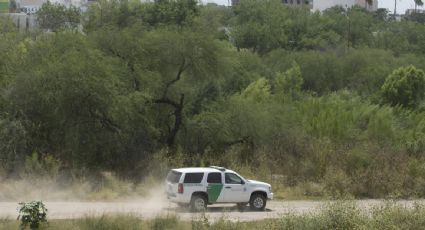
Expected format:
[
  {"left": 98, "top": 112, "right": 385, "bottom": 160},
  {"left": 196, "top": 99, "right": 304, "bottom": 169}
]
[{"left": 269, "top": 186, "right": 272, "bottom": 192}]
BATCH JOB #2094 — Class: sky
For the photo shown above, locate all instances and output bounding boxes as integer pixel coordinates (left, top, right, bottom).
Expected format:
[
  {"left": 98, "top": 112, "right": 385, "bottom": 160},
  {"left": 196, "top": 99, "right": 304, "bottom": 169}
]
[{"left": 202, "top": 0, "right": 425, "bottom": 14}]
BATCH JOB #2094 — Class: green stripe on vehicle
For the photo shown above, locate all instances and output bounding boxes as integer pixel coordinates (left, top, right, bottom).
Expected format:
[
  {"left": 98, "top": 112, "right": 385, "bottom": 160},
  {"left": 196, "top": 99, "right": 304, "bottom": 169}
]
[{"left": 207, "top": 183, "right": 223, "bottom": 203}]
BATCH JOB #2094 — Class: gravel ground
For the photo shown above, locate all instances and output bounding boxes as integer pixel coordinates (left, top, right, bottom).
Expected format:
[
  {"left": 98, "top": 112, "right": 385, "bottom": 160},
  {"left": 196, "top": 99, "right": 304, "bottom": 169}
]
[{"left": 2, "top": 200, "right": 425, "bottom": 222}]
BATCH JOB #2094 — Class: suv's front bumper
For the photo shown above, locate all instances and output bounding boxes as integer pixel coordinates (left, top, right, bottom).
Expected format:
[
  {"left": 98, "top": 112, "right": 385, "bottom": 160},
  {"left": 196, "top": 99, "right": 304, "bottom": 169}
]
[{"left": 268, "top": 192, "right": 274, "bottom": 200}]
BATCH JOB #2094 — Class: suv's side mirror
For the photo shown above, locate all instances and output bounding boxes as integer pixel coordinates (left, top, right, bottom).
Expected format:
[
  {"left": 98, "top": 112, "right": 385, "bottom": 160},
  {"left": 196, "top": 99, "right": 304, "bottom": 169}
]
[{"left": 241, "top": 180, "right": 245, "bottom": 185}]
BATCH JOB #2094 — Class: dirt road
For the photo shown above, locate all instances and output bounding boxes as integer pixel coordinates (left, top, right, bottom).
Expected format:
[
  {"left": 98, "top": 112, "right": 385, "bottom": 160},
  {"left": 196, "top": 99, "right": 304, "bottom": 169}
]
[{"left": 1, "top": 200, "right": 424, "bottom": 221}]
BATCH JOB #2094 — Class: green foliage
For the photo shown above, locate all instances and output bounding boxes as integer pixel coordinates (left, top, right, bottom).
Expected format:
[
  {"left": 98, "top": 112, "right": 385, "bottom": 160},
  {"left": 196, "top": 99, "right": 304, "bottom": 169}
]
[
  {"left": 232, "top": 0, "right": 290, "bottom": 54},
  {"left": 0, "top": 119, "right": 27, "bottom": 174},
  {"left": 8, "top": 32, "right": 140, "bottom": 170},
  {"left": 274, "top": 63, "right": 303, "bottom": 97},
  {"left": 84, "top": 0, "right": 198, "bottom": 31},
  {"left": 382, "top": 65, "right": 425, "bottom": 108},
  {"left": 241, "top": 78, "right": 271, "bottom": 102},
  {"left": 22, "top": 152, "right": 60, "bottom": 180},
  {"left": 143, "top": 0, "right": 199, "bottom": 27},
  {"left": 3, "top": 0, "right": 425, "bottom": 199},
  {"left": 36, "top": 1, "right": 81, "bottom": 31},
  {"left": 0, "top": 16, "right": 17, "bottom": 33},
  {"left": 17, "top": 201, "right": 47, "bottom": 230}
]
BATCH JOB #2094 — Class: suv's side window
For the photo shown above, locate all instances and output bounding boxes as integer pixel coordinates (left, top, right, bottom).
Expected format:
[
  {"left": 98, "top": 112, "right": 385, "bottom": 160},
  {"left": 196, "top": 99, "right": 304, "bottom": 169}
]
[
  {"left": 225, "top": 173, "right": 243, "bottom": 184},
  {"left": 207, "top": 172, "right": 222, "bottom": 184},
  {"left": 183, "top": 173, "right": 204, "bottom": 183}
]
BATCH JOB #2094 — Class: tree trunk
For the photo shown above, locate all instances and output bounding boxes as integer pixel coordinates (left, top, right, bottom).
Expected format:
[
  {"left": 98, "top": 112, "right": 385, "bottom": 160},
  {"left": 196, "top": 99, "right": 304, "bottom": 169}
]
[
  {"left": 154, "top": 59, "right": 189, "bottom": 149},
  {"left": 153, "top": 95, "right": 184, "bottom": 148}
]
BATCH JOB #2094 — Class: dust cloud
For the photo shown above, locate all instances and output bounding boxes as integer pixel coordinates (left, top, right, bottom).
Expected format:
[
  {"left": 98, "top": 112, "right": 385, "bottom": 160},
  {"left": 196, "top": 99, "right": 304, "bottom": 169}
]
[
  {"left": 0, "top": 176, "right": 168, "bottom": 203},
  {"left": 0, "top": 178, "right": 174, "bottom": 219}
]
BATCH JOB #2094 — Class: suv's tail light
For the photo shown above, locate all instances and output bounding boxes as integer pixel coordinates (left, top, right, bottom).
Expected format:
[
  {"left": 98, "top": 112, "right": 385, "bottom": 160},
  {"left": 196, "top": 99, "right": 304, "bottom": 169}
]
[{"left": 178, "top": 183, "right": 184, "bottom": 194}]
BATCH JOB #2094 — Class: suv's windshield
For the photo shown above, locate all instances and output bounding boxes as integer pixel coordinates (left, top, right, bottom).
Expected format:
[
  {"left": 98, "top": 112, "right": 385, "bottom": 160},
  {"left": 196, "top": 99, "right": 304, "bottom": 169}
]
[{"left": 166, "top": 170, "right": 182, "bottom": 183}]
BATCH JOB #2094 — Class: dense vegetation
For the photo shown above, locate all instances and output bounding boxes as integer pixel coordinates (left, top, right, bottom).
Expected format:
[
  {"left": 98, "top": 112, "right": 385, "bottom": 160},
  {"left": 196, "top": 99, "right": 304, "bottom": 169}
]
[{"left": 2, "top": 0, "right": 425, "bottom": 198}]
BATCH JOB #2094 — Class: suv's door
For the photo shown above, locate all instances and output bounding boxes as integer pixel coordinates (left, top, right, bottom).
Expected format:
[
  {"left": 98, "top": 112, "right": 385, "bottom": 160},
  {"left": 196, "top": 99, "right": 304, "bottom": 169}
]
[
  {"left": 183, "top": 172, "right": 205, "bottom": 200},
  {"left": 222, "top": 173, "right": 249, "bottom": 202},
  {"left": 207, "top": 172, "right": 225, "bottom": 203}
]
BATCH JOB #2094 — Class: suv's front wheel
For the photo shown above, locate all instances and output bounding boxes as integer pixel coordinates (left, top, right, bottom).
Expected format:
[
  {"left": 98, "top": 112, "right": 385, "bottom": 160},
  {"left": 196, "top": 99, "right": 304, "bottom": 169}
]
[
  {"left": 249, "top": 193, "right": 266, "bottom": 211},
  {"left": 190, "top": 194, "right": 207, "bottom": 212}
]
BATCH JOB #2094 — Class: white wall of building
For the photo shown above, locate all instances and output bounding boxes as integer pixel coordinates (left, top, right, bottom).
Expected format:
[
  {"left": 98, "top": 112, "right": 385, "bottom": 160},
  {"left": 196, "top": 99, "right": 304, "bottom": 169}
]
[
  {"left": 18, "top": 0, "right": 88, "bottom": 10},
  {"left": 313, "top": 0, "right": 378, "bottom": 11},
  {"left": 313, "top": 0, "right": 353, "bottom": 11},
  {"left": 50, "top": 0, "right": 87, "bottom": 8}
]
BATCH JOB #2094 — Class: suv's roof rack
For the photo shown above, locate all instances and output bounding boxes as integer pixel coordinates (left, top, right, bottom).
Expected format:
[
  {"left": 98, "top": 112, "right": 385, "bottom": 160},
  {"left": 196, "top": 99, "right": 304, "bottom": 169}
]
[{"left": 209, "top": 166, "right": 226, "bottom": 171}]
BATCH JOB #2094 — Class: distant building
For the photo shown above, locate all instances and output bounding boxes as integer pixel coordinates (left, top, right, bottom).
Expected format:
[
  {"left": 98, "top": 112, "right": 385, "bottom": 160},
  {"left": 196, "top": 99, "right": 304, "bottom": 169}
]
[
  {"left": 232, "top": 0, "right": 378, "bottom": 11},
  {"left": 405, "top": 8, "right": 425, "bottom": 15},
  {"left": 232, "top": 0, "right": 312, "bottom": 8},
  {"left": 313, "top": 0, "right": 378, "bottom": 11},
  {"left": 283, "top": 0, "right": 313, "bottom": 9},
  {"left": 18, "top": 0, "right": 45, "bottom": 14},
  {"left": 14, "top": 0, "right": 88, "bottom": 14}
]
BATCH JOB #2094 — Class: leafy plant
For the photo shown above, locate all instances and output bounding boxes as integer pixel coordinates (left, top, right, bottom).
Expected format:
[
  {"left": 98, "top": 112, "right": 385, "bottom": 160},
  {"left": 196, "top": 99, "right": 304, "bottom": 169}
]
[
  {"left": 381, "top": 65, "right": 425, "bottom": 108},
  {"left": 17, "top": 201, "right": 48, "bottom": 230}
]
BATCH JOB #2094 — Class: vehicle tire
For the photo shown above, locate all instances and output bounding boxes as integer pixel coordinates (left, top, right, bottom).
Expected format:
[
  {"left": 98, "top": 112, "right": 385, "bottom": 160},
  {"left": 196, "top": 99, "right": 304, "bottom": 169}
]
[
  {"left": 190, "top": 194, "right": 207, "bottom": 212},
  {"left": 249, "top": 193, "right": 266, "bottom": 211},
  {"left": 237, "top": 202, "right": 248, "bottom": 211}
]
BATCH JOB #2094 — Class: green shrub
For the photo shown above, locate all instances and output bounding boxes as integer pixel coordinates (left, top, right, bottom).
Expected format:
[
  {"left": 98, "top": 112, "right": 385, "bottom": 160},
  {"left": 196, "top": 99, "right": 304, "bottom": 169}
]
[
  {"left": 322, "top": 168, "right": 353, "bottom": 199},
  {"left": 368, "top": 202, "right": 425, "bottom": 229},
  {"left": 17, "top": 201, "right": 48, "bottom": 230},
  {"left": 318, "top": 201, "right": 365, "bottom": 230},
  {"left": 382, "top": 65, "right": 425, "bottom": 108},
  {"left": 275, "top": 201, "right": 365, "bottom": 230}
]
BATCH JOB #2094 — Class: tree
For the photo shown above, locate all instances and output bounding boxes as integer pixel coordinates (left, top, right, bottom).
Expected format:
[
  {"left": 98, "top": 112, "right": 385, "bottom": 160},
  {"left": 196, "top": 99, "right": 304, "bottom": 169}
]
[
  {"left": 274, "top": 63, "right": 303, "bottom": 98},
  {"left": 145, "top": 0, "right": 199, "bottom": 26},
  {"left": 415, "top": 0, "right": 424, "bottom": 12},
  {"left": 6, "top": 33, "right": 158, "bottom": 172},
  {"left": 36, "top": 1, "right": 81, "bottom": 32},
  {"left": 9, "top": 0, "right": 17, "bottom": 13},
  {"left": 144, "top": 29, "right": 222, "bottom": 149},
  {"left": 232, "top": 0, "right": 289, "bottom": 54},
  {"left": 381, "top": 65, "right": 425, "bottom": 108},
  {"left": 373, "top": 8, "right": 389, "bottom": 22}
]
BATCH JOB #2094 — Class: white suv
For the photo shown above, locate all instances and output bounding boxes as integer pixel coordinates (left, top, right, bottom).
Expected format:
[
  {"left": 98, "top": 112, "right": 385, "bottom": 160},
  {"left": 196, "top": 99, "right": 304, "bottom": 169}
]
[{"left": 165, "top": 166, "right": 273, "bottom": 212}]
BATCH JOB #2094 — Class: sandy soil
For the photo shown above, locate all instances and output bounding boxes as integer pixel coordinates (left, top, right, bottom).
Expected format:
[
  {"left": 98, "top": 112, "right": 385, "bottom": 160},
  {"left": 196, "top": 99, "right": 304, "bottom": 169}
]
[{"left": 1, "top": 200, "right": 425, "bottom": 222}]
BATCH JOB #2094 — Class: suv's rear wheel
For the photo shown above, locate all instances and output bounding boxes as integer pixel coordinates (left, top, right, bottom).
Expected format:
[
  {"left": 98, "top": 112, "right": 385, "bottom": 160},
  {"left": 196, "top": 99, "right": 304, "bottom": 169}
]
[
  {"left": 249, "top": 193, "right": 266, "bottom": 211},
  {"left": 190, "top": 194, "right": 207, "bottom": 212}
]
